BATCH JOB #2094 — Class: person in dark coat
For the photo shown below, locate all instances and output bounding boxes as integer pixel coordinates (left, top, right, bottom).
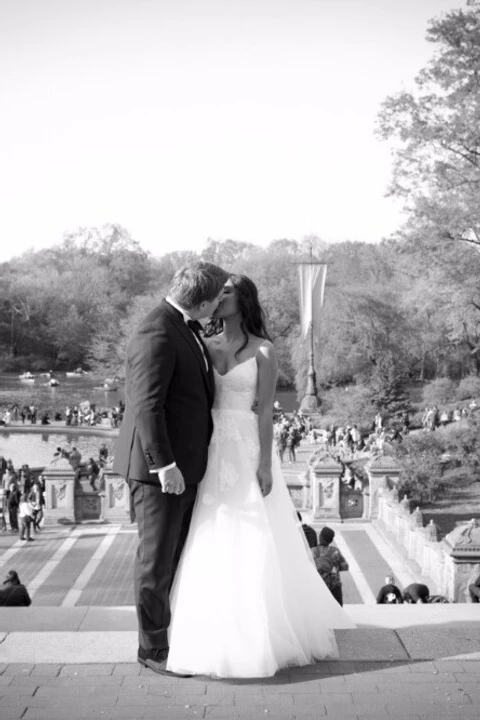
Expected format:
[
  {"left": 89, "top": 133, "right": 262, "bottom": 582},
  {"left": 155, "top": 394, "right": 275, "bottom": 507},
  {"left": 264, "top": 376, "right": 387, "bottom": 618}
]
[
  {"left": 403, "top": 582, "right": 430, "bottom": 603},
  {"left": 376, "top": 575, "right": 404, "bottom": 604},
  {"left": 113, "top": 261, "right": 228, "bottom": 676},
  {"left": 0, "top": 570, "right": 31, "bottom": 606},
  {"left": 297, "top": 512, "right": 317, "bottom": 548},
  {"left": 312, "top": 527, "right": 349, "bottom": 606}
]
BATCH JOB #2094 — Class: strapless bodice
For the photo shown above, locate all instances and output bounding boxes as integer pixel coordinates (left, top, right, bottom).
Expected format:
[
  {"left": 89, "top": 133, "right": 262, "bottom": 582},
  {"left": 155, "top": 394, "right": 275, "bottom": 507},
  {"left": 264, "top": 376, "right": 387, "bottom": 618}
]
[{"left": 212, "top": 356, "right": 257, "bottom": 413}]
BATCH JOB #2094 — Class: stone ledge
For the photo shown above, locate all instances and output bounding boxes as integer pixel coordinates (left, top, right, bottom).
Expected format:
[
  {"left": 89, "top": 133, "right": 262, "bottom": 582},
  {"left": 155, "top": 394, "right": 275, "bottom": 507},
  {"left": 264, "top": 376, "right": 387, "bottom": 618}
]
[
  {"left": 0, "top": 629, "right": 409, "bottom": 664},
  {"left": 2, "top": 606, "right": 480, "bottom": 664},
  {"left": 2, "top": 604, "right": 480, "bottom": 634}
]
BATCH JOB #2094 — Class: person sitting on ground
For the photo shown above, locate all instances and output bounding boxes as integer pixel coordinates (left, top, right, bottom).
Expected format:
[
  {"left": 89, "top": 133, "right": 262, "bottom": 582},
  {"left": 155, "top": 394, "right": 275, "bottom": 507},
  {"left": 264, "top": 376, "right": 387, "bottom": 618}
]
[
  {"left": 376, "top": 575, "right": 404, "bottom": 604},
  {"left": 312, "top": 526, "right": 349, "bottom": 606},
  {"left": 296, "top": 511, "right": 317, "bottom": 549},
  {"left": 469, "top": 574, "right": 480, "bottom": 603},
  {"left": 403, "top": 582, "right": 430, "bottom": 604},
  {"left": 0, "top": 570, "right": 32, "bottom": 606}
]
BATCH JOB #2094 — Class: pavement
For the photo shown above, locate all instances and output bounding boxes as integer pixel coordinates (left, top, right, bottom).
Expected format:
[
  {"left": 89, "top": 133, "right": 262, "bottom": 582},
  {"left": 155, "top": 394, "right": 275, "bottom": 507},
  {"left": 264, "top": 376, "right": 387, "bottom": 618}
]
[
  {"left": 3, "top": 606, "right": 480, "bottom": 719},
  {"left": 3, "top": 440, "right": 480, "bottom": 718}
]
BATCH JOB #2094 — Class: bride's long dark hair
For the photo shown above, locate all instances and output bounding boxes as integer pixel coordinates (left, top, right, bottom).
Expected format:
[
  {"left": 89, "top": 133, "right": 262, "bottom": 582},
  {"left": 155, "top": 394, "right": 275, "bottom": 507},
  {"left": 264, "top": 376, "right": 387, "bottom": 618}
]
[{"left": 204, "top": 274, "right": 272, "bottom": 358}]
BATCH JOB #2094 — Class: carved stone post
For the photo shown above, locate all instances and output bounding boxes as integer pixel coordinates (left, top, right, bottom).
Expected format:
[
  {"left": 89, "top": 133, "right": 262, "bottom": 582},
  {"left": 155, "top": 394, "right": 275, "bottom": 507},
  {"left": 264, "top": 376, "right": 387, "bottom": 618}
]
[
  {"left": 308, "top": 451, "right": 342, "bottom": 522},
  {"left": 365, "top": 455, "right": 402, "bottom": 520},
  {"left": 445, "top": 519, "right": 480, "bottom": 603},
  {"left": 42, "top": 457, "right": 76, "bottom": 525},
  {"left": 102, "top": 470, "right": 131, "bottom": 523}
]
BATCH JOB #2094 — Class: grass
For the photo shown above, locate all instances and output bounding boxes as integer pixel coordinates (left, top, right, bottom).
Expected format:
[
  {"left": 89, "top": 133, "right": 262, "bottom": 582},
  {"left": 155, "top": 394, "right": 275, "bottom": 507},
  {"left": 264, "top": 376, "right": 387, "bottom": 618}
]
[{"left": 420, "top": 479, "right": 480, "bottom": 540}]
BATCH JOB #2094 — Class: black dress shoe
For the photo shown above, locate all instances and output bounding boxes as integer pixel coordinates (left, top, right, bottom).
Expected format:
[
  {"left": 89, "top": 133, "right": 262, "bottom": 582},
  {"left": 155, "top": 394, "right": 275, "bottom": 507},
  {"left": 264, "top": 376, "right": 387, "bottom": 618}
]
[{"left": 137, "top": 646, "right": 193, "bottom": 677}]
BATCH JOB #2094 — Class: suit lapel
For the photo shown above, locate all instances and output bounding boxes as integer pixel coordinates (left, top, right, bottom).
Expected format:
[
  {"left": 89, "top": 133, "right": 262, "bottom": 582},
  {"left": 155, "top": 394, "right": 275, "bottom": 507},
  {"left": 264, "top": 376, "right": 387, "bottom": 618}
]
[{"left": 162, "top": 300, "right": 214, "bottom": 401}]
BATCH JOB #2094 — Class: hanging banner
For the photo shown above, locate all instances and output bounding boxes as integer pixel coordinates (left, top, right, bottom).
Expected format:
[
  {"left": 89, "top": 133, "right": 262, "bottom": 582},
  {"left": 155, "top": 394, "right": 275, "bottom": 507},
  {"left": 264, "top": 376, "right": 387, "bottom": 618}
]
[{"left": 298, "top": 263, "right": 327, "bottom": 339}]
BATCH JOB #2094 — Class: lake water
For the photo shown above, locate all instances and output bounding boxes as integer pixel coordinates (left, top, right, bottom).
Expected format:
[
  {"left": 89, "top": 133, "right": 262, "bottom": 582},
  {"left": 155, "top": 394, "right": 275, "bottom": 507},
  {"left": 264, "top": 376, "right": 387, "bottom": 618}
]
[
  {"left": 0, "top": 372, "right": 124, "bottom": 417},
  {"left": 0, "top": 374, "right": 298, "bottom": 415},
  {"left": 0, "top": 374, "right": 298, "bottom": 468},
  {"left": 0, "top": 429, "right": 118, "bottom": 468}
]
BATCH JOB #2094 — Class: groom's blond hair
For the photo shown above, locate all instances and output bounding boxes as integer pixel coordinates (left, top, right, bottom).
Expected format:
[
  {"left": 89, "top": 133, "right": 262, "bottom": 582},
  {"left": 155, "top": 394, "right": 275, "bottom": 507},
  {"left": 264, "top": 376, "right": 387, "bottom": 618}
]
[{"left": 169, "top": 262, "right": 228, "bottom": 310}]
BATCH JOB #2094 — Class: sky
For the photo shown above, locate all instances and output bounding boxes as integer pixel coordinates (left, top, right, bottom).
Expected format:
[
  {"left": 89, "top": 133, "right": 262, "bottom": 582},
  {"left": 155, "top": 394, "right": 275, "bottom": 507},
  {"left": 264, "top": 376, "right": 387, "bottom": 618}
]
[{"left": 0, "top": 0, "right": 468, "bottom": 261}]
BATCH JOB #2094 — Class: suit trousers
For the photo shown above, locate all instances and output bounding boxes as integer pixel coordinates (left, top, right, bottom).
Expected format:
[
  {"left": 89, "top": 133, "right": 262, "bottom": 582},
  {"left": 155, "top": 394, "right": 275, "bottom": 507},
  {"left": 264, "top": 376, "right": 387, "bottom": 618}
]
[{"left": 130, "top": 479, "right": 197, "bottom": 651}]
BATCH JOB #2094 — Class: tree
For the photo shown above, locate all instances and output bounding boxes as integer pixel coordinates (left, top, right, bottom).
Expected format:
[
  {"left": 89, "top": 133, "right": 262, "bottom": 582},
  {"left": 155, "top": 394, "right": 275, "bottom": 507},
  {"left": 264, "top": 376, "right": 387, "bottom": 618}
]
[
  {"left": 377, "top": 2, "right": 480, "bottom": 251},
  {"left": 377, "top": 3, "right": 480, "bottom": 376},
  {"left": 367, "top": 351, "right": 410, "bottom": 417}
]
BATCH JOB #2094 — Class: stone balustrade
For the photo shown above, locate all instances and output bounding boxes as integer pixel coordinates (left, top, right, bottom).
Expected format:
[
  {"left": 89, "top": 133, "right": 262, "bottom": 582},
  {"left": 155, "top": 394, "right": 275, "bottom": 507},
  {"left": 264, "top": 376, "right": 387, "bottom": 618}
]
[
  {"left": 42, "top": 458, "right": 130, "bottom": 525},
  {"left": 376, "top": 488, "right": 480, "bottom": 602}
]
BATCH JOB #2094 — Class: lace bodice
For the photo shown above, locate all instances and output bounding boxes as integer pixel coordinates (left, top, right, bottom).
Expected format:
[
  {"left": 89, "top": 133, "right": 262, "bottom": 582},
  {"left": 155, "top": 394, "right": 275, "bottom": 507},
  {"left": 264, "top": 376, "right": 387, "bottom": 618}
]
[{"left": 212, "top": 356, "right": 258, "bottom": 412}]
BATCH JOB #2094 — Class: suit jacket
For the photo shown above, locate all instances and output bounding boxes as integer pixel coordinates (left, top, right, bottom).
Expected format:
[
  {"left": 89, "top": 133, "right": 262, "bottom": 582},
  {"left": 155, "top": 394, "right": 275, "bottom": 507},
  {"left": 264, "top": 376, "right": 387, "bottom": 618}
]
[{"left": 113, "top": 300, "right": 215, "bottom": 485}]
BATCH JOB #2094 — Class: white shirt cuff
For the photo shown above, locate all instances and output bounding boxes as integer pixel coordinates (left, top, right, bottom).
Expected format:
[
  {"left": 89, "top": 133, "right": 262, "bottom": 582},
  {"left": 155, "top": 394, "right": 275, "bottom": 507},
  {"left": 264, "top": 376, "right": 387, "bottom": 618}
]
[{"left": 150, "top": 462, "right": 176, "bottom": 474}]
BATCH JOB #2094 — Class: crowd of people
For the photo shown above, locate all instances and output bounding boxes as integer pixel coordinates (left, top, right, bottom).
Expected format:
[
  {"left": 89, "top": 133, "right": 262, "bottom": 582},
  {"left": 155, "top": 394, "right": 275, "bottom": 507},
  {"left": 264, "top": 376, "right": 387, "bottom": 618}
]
[
  {"left": 421, "top": 401, "right": 478, "bottom": 432},
  {"left": 51, "top": 442, "right": 110, "bottom": 491},
  {"left": 0, "top": 442, "right": 111, "bottom": 536},
  {"left": 0, "top": 457, "right": 44, "bottom": 540},
  {"left": 298, "top": 515, "right": 452, "bottom": 606},
  {"left": 273, "top": 409, "right": 316, "bottom": 463},
  {"left": 0, "top": 401, "right": 124, "bottom": 428},
  {"left": 376, "top": 575, "right": 450, "bottom": 604}
]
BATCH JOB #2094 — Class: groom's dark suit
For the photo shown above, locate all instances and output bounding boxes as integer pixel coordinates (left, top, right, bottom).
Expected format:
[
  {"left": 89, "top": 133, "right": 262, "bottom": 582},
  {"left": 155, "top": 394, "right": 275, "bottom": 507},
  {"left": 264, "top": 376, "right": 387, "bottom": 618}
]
[{"left": 113, "top": 299, "right": 215, "bottom": 651}]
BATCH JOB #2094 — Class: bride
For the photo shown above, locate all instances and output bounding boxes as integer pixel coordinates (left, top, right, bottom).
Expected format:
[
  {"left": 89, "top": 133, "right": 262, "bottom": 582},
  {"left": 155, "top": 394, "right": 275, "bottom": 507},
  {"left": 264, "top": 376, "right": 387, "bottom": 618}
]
[{"left": 166, "top": 274, "right": 354, "bottom": 679}]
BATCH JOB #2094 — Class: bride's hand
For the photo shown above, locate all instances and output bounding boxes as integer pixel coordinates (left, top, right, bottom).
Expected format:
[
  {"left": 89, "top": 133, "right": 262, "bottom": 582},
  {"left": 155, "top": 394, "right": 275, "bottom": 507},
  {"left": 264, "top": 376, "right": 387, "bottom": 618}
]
[{"left": 257, "top": 466, "right": 273, "bottom": 497}]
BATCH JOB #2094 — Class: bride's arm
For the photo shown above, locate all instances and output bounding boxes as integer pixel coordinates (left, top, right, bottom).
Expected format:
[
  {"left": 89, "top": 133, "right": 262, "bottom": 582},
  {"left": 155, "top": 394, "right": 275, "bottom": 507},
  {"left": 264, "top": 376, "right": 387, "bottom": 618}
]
[{"left": 256, "top": 342, "right": 278, "bottom": 497}]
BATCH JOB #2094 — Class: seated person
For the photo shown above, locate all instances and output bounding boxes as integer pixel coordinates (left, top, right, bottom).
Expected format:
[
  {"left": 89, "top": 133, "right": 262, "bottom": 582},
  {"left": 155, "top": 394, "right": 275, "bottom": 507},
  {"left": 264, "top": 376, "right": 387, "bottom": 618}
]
[
  {"left": 376, "top": 575, "right": 403, "bottom": 604},
  {"left": 0, "top": 570, "right": 31, "bottom": 606},
  {"left": 403, "top": 582, "right": 430, "bottom": 604}
]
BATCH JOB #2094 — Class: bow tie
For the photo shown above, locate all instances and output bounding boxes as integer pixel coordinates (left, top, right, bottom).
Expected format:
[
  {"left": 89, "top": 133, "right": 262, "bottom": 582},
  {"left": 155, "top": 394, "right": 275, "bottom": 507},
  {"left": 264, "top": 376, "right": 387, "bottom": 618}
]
[{"left": 187, "top": 319, "right": 203, "bottom": 334}]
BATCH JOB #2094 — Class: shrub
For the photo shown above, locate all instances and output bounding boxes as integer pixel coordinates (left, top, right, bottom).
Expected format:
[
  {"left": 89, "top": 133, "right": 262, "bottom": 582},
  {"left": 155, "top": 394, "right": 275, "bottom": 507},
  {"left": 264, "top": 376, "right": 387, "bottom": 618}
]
[
  {"left": 422, "top": 378, "right": 457, "bottom": 406},
  {"left": 456, "top": 375, "right": 480, "bottom": 402},
  {"left": 390, "top": 413, "right": 480, "bottom": 504},
  {"left": 391, "top": 432, "right": 448, "bottom": 504}
]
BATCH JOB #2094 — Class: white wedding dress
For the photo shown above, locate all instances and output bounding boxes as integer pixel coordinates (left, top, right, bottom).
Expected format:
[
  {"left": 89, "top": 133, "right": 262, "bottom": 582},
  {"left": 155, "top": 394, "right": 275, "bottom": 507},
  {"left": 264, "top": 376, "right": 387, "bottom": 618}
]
[{"left": 167, "top": 356, "right": 354, "bottom": 678}]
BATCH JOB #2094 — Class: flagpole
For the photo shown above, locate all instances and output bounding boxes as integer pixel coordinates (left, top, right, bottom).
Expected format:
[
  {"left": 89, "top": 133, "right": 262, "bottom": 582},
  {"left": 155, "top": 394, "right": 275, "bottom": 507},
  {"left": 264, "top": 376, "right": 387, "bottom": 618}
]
[{"left": 298, "top": 246, "right": 326, "bottom": 414}]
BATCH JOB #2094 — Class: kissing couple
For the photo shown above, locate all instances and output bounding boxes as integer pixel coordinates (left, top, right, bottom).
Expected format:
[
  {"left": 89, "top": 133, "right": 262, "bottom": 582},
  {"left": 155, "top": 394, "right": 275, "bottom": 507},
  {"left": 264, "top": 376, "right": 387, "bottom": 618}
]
[{"left": 114, "top": 261, "right": 354, "bottom": 679}]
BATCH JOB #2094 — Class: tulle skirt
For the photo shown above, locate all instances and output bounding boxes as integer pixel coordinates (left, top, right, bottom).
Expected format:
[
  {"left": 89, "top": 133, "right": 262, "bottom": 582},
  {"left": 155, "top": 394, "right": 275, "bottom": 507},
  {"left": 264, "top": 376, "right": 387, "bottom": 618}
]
[{"left": 167, "top": 410, "right": 354, "bottom": 678}]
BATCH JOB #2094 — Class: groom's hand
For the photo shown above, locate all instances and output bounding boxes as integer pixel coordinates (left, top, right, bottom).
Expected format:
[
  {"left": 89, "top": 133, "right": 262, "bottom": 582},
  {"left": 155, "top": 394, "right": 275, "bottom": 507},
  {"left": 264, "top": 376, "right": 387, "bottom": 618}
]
[{"left": 158, "top": 466, "right": 185, "bottom": 495}]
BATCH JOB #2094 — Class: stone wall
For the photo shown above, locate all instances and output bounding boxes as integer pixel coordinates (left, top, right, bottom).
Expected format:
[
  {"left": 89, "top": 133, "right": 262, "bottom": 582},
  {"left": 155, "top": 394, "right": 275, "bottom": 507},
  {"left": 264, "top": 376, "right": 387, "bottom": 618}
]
[{"left": 375, "top": 488, "right": 480, "bottom": 601}]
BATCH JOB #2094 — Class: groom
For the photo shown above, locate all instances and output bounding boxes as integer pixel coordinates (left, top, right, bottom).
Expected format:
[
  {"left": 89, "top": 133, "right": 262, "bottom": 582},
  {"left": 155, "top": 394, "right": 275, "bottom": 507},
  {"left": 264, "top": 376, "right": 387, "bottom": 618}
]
[{"left": 113, "top": 261, "right": 228, "bottom": 674}]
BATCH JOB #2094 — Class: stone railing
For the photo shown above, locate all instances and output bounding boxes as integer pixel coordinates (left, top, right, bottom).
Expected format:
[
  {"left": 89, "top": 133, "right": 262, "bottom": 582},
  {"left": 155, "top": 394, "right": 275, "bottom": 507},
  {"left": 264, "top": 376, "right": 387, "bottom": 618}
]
[
  {"left": 42, "top": 458, "right": 131, "bottom": 525},
  {"left": 376, "top": 488, "right": 480, "bottom": 602}
]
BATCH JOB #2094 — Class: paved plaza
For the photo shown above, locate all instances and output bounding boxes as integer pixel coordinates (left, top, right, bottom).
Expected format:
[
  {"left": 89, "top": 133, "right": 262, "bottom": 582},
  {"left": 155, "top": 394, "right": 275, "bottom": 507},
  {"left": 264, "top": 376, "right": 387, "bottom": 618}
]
[
  {"left": 0, "top": 440, "right": 431, "bottom": 608},
  {"left": 2, "top": 440, "right": 479, "bottom": 719}
]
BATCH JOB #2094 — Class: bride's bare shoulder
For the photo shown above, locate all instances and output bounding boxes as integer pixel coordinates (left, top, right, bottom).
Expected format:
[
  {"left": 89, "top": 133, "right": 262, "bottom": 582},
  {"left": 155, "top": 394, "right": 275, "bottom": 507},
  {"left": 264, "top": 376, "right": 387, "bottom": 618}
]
[{"left": 254, "top": 339, "right": 276, "bottom": 363}]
